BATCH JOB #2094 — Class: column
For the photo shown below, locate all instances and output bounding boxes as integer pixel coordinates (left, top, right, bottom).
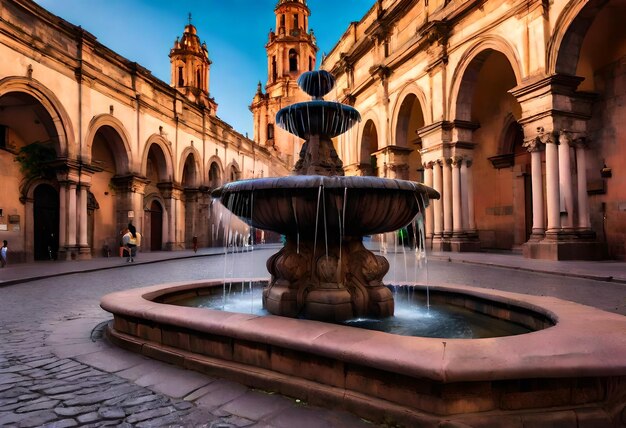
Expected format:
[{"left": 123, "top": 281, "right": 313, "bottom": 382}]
[
  {"left": 432, "top": 160, "right": 443, "bottom": 239},
  {"left": 466, "top": 160, "right": 476, "bottom": 232},
  {"left": 558, "top": 131, "right": 575, "bottom": 230},
  {"left": 575, "top": 139, "right": 591, "bottom": 230},
  {"left": 58, "top": 183, "right": 67, "bottom": 250},
  {"left": 78, "top": 185, "right": 89, "bottom": 248},
  {"left": 423, "top": 163, "right": 434, "bottom": 241},
  {"left": 442, "top": 158, "right": 453, "bottom": 237},
  {"left": 545, "top": 135, "right": 561, "bottom": 233},
  {"left": 67, "top": 183, "right": 78, "bottom": 249},
  {"left": 460, "top": 161, "right": 470, "bottom": 232},
  {"left": 529, "top": 143, "right": 545, "bottom": 238},
  {"left": 451, "top": 157, "right": 463, "bottom": 236}
]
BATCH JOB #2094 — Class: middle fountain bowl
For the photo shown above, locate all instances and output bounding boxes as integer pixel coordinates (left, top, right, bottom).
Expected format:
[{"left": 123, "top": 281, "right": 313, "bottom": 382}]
[{"left": 213, "top": 175, "right": 438, "bottom": 237}]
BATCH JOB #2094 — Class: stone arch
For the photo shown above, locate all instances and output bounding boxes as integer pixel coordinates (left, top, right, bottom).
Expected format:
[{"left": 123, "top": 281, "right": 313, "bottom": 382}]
[
  {"left": 207, "top": 155, "right": 224, "bottom": 189},
  {"left": 143, "top": 192, "right": 169, "bottom": 252},
  {"left": 225, "top": 160, "right": 241, "bottom": 183},
  {"left": 179, "top": 146, "right": 202, "bottom": 187},
  {"left": 84, "top": 114, "right": 132, "bottom": 174},
  {"left": 390, "top": 83, "right": 429, "bottom": 148},
  {"left": 141, "top": 134, "right": 174, "bottom": 182},
  {"left": 356, "top": 111, "right": 381, "bottom": 163},
  {"left": 548, "top": 0, "right": 607, "bottom": 75},
  {"left": 449, "top": 37, "right": 523, "bottom": 121},
  {"left": 0, "top": 76, "right": 75, "bottom": 157}
]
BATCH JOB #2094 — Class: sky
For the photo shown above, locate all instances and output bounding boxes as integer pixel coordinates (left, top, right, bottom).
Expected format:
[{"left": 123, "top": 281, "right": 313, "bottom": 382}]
[{"left": 34, "top": 0, "right": 374, "bottom": 138}]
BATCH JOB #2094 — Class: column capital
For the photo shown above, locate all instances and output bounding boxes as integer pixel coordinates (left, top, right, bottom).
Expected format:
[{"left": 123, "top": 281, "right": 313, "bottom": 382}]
[
  {"left": 559, "top": 130, "right": 589, "bottom": 149},
  {"left": 423, "top": 161, "right": 435, "bottom": 170},
  {"left": 451, "top": 156, "right": 464, "bottom": 167},
  {"left": 523, "top": 126, "right": 555, "bottom": 152}
]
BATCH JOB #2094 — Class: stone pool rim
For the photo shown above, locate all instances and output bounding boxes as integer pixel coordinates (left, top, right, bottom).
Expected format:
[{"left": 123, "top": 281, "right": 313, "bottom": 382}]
[{"left": 100, "top": 280, "right": 626, "bottom": 425}]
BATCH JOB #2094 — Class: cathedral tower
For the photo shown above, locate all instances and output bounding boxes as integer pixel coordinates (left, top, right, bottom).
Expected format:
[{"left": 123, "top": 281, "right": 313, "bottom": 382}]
[
  {"left": 170, "top": 16, "right": 217, "bottom": 114},
  {"left": 250, "top": 0, "right": 318, "bottom": 161}
]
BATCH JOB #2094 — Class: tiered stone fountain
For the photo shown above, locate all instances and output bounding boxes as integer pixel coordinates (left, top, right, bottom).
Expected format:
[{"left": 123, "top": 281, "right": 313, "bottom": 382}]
[{"left": 214, "top": 70, "right": 438, "bottom": 321}]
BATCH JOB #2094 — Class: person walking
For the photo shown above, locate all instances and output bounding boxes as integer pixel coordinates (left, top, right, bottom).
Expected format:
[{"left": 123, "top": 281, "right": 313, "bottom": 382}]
[
  {"left": 0, "top": 240, "right": 7, "bottom": 268},
  {"left": 123, "top": 223, "right": 141, "bottom": 263}
]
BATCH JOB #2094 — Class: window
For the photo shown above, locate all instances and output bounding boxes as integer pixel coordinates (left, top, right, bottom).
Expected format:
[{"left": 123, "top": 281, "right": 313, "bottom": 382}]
[
  {"left": 267, "top": 123, "right": 274, "bottom": 140},
  {"left": 309, "top": 57, "right": 313, "bottom": 71},
  {"left": 289, "top": 49, "right": 298, "bottom": 72},
  {"left": 280, "top": 14, "right": 285, "bottom": 29},
  {"left": 196, "top": 69, "right": 201, "bottom": 87},
  {"left": 272, "top": 57, "right": 277, "bottom": 82},
  {"left": 293, "top": 14, "right": 299, "bottom": 29},
  {"left": 178, "top": 67, "right": 184, "bottom": 86}
]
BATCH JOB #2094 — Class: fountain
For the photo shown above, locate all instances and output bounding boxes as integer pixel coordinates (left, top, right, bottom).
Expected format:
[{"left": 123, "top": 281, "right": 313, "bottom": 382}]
[
  {"left": 101, "top": 70, "right": 626, "bottom": 426},
  {"left": 213, "top": 70, "right": 438, "bottom": 322}
]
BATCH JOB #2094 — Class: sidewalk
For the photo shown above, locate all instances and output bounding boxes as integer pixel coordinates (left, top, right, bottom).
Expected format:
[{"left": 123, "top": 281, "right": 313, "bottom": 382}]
[{"left": 1, "top": 245, "right": 625, "bottom": 286}]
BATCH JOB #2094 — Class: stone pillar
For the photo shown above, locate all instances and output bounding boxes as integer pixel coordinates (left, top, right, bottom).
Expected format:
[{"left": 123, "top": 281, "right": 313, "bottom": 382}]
[
  {"left": 77, "top": 185, "right": 90, "bottom": 259},
  {"left": 432, "top": 160, "right": 443, "bottom": 241},
  {"left": 544, "top": 133, "right": 561, "bottom": 234},
  {"left": 442, "top": 158, "right": 453, "bottom": 238},
  {"left": 58, "top": 183, "right": 67, "bottom": 251},
  {"left": 575, "top": 139, "right": 591, "bottom": 230},
  {"left": 67, "top": 182, "right": 78, "bottom": 253},
  {"left": 451, "top": 157, "right": 463, "bottom": 236},
  {"left": 465, "top": 160, "right": 476, "bottom": 233},
  {"left": 527, "top": 140, "right": 545, "bottom": 239},
  {"left": 423, "top": 162, "right": 434, "bottom": 245},
  {"left": 558, "top": 131, "right": 575, "bottom": 230},
  {"left": 460, "top": 161, "right": 470, "bottom": 232}
]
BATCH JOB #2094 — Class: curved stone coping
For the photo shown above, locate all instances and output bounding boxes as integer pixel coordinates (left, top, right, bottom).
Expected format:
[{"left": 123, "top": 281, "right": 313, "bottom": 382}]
[
  {"left": 213, "top": 175, "right": 440, "bottom": 200},
  {"left": 100, "top": 280, "right": 626, "bottom": 383}
]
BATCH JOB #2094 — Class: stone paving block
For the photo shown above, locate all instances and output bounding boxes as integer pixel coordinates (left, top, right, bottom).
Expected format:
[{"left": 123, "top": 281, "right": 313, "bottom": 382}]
[
  {"left": 194, "top": 379, "right": 249, "bottom": 410},
  {"left": 43, "top": 384, "right": 85, "bottom": 395},
  {"left": 74, "top": 345, "right": 146, "bottom": 373},
  {"left": 135, "top": 412, "right": 185, "bottom": 427},
  {"left": 266, "top": 405, "right": 372, "bottom": 428},
  {"left": 76, "top": 411, "right": 100, "bottom": 424},
  {"left": 97, "top": 406, "right": 126, "bottom": 419},
  {"left": 125, "top": 405, "right": 175, "bottom": 424},
  {"left": 14, "top": 410, "right": 58, "bottom": 427},
  {"left": 0, "top": 386, "right": 30, "bottom": 399},
  {"left": 24, "top": 357, "right": 59, "bottom": 368},
  {"left": 54, "top": 405, "right": 98, "bottom": 417},
  {"left": 221, "top": 414, "right": 256, "bottom": 427},
  {"left": 115, "top": 359, "right": 165, "bottom": 382},
  {"left": 15, "top": 399, "right": 60, "bottom": 413},
  {"left": 220, "top": 390, "right": 294, "bottom": 421},
  {"left": 63, "top": 384, "right": 139, "bottom": 406},
  {"left": 48, "top": 418, "right": 78, "bottom": 427},
  {"left": 0, "top": 364, "right": 31, "bottom": 373}
]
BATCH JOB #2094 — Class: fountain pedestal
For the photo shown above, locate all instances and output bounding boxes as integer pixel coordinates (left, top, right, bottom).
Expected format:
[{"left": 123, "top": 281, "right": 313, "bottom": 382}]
[{"left": 265, "top": 236, "right": 393, "bottom": 322}]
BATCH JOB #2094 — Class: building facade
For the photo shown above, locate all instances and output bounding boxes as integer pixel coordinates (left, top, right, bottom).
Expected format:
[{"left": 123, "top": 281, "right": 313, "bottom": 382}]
[
  {"left": 250, "top": 0, "right": 318, "bottom": 167},
  {"left": 320, "top": 0, "right": 625, "bottom": 260},
  {"left": 0, "top": 0, "right": 289, "bottom": 262}
]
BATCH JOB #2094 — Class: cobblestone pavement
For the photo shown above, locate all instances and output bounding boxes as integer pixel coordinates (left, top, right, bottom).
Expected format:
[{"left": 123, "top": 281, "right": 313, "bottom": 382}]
[{"left": 1, "top": 249, "right": 625, "bottom": 427}]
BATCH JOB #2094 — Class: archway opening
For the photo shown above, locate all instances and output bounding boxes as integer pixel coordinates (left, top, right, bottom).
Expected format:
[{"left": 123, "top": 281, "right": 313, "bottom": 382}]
[
  {"left": 395, "top": 93, "right": 425, "bottom": 182},
  {"left": 33, "top": 184, "right": 59, "bottom": 261},
  {"left": 208, "top": 162, "right": 222, "bottom": 189},
  {"left": 149, "top": 200, "right": 163, "bottom": 251},
  {"left": 360, "top": 120, "right": 378, "bottom": 176},
  {"left": 458, "top": 50, "right": 522, "bottom": 250}
]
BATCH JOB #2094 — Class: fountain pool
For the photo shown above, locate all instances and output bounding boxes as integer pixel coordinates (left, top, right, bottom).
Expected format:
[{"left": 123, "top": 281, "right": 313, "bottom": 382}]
[{"left": 101, "top": 69, "right": 626, "bottom": 425}]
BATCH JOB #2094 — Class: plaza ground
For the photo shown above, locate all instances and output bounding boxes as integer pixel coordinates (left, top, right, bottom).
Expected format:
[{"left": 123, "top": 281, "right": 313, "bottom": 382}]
[{"left": 1, "top": 246, "right": 625, "bottom": 427}]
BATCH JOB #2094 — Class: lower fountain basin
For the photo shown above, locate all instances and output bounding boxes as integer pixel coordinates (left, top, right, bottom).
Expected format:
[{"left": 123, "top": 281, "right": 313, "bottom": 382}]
[
  {"left": 213, "top": 175, "right": 439, "bottom": 236},
  {"left": 101, "top": 281, "right": 626, "bottom": 426}
]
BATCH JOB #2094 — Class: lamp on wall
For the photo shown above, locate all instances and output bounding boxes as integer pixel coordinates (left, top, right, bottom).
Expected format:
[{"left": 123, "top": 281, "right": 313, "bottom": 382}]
[{"left": 601, "top": 163, "right": 612, "bottom": 178}]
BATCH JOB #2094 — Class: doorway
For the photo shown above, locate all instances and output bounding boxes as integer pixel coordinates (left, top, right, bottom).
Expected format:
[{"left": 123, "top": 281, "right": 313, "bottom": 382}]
[
  {"left": 33, "top": 184, "right": 59, "bottom": 260},
  {"left": 149, "top": 200, "right": 163, "bottom": 251}
]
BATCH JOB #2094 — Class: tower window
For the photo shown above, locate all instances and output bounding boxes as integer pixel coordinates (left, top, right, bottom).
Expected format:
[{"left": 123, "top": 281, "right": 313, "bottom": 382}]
[
  {"left": 272, "top": 56, "right": 277, "bottom": 82},
  {"left": 293, "top": 14, "right": 299, "bottom": 29},
  {"left": 196, "top": 69, "right": 201, "bottom": 87},
  {"left": 267, "top": 123, "right": 274, "bottom": 140},
  {"left": 280, "top": 14, "right": 285, "bottom": 30},
  {"left": 289, "top": 49, "right": 298, "bottom": 72},
  {"left": 309, "top": 57, "right": 313, "bottom": 71},
  {"left": 178, "top": 67, "right": 184, "bottom": 86}
]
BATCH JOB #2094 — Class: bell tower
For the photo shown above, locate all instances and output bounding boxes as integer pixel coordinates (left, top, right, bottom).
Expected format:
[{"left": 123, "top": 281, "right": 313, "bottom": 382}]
[
  {"left": 251, "top": 0, "right": 318, "bottom": 162},
  {"left": 170, "top": 15, "right": 217, "bottom": 114}
]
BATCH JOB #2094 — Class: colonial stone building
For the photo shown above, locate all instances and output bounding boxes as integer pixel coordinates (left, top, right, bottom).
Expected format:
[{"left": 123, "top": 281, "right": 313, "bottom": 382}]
[
  {"left": 0, "top": 0, "right": 289, "bottom": 262},
  {"left": 318, "top": 0, "right": 625, "bottom": 260},
  {"left": 250, "top": 0, "right": 318, "bottom": 166}
]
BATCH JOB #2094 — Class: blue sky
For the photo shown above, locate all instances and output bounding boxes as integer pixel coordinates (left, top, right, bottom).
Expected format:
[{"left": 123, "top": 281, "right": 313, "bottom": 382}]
[{"left": 34, "top": 0, "right": 374, "bottom": 138}]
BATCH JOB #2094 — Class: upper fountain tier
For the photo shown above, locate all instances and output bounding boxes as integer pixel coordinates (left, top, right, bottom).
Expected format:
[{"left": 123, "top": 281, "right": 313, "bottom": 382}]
[{"left": 276, "top": 70, "right": 360, "bottom": 139}]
